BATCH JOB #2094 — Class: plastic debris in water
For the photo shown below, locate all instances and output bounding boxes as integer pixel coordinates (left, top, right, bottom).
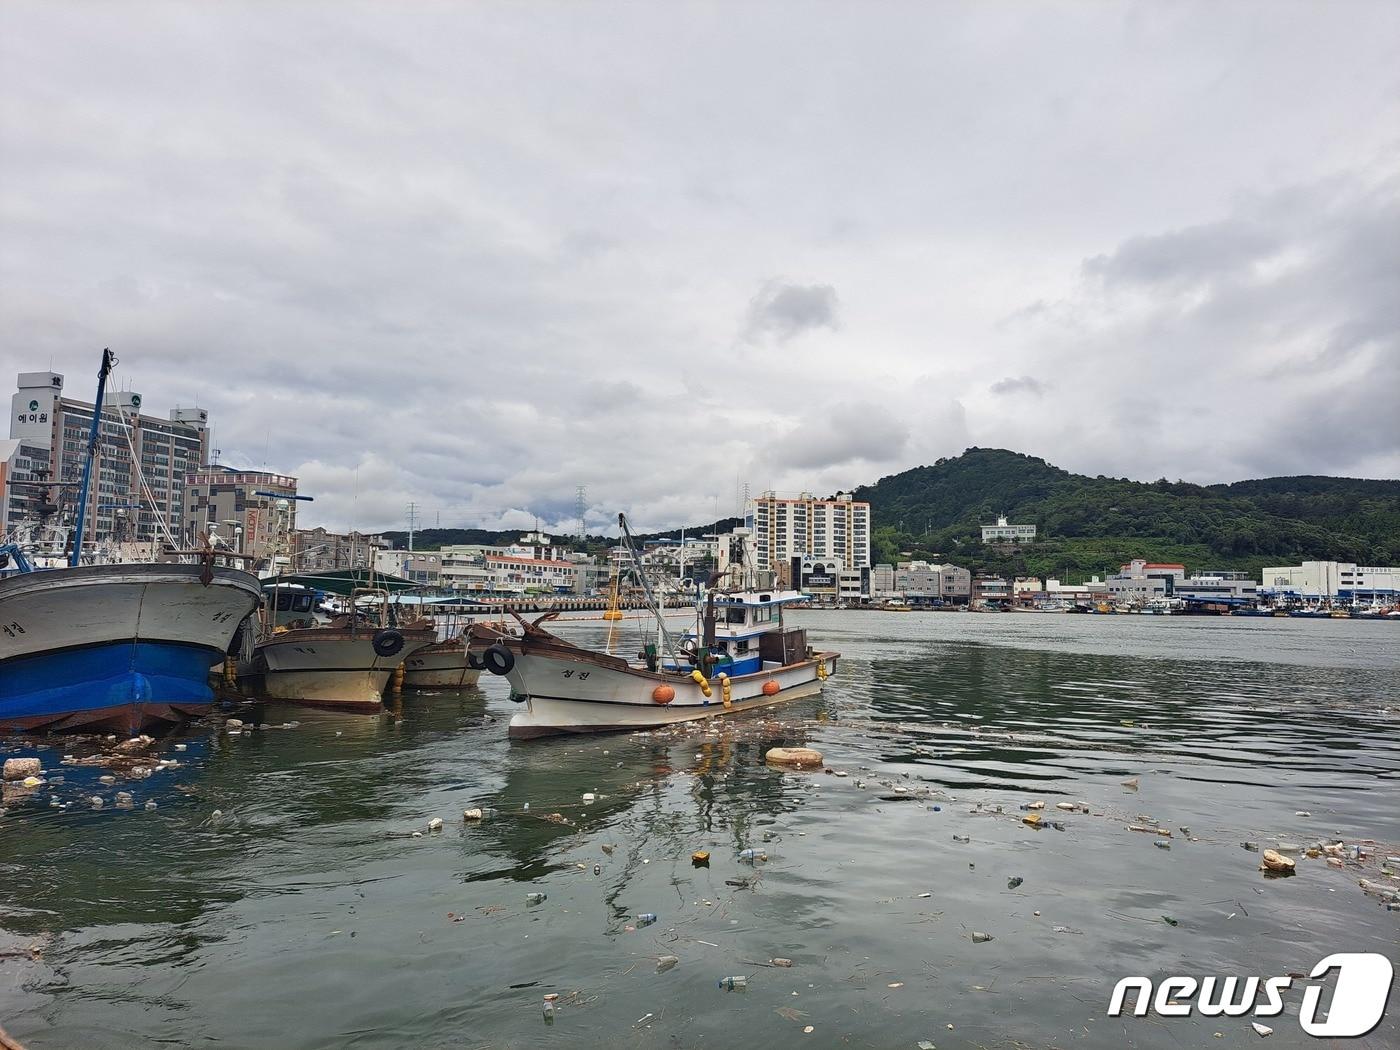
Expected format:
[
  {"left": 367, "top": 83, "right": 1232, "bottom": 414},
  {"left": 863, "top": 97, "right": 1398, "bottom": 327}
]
[
  {"left": 655, "top": 955, "right": 679, "bottom": 973},
  {"left": 952, "top": 834, "right": 970, "bottom": 844},
  {"left": 463, "top": 808, "right": 484, "bottom": 821},
  {"left": 526, "top": 892, "right": 547, "bottom": 905},
  {"left": 1161, "top": 915, "right": 1179, "bottom": 927},
  {"left": 1122, "top": 777, "right": 1140, "bottom": 789},
  {"left": 1251, "top": 1022, "right": 1273, "bottom": 1037},
  {"left": 600, "top": 843, "right": 614, "bottom": 855},
  {"left": 717, "top": 975, "right": 748, "bottom": 991},
  {"left": 971, "top": 931, "right": 994, "bottom": 943},
  {"left": 1022, "top": 814, "right": 1041, "bottom": 827},
  {"left": 1007, "top": 877, "right": 1024, "bottom": 889},
  {"left": 769, "top": 957, "right": 793, "bottom": 967},
  {"left": 427, "top": 817, "right": 444, "bottom": 832},
  {"left": 692, "top": 850, "right": 710, "bottom": 866},
  {"left": 1155, "top": 840, "right": 1171, "bottom": 850},
  {"left": 593, "top": 864, "right": 601, "bottom": 876},
  {"left": 1241, "top": 841, "right": 1260, "bottom": 852},
  {"left": 542, "top": 1000, "right": 555, "bottom": 1025},
  {"left": 636, "top": 912, "right": 657, "bottom": 927},
  {"left": 738, "top": 848, "right": 767, "bottom": 863}
]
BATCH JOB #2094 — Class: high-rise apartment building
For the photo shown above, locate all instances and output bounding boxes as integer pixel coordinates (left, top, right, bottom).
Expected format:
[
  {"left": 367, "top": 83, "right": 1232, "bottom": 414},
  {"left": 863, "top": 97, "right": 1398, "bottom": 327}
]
[
  {"left": 748, "top": 490, "right": 870, "bottom": 574},
  {"left": 8, "top": 369, "right": 211, "bottom": 545}
]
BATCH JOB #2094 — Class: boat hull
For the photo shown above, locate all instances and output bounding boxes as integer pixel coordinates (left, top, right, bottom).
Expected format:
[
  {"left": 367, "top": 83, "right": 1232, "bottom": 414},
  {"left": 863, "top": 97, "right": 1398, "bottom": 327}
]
[
  {"left": 500, "top": 646, "right": 838, "bottom": 739},
  {"left": 0, "top": 564, "right": 262, "bottom": 734},
  {"left": 402, "top": 638, "right": 483, "bottom": 689},
  {"left": 252, "top": 628, "right": 434, "bottom": 712}
]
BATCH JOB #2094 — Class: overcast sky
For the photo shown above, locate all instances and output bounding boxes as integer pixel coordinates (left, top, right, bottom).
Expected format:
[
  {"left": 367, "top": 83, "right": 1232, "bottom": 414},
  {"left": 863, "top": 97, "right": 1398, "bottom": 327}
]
[{"left": 2, "top": 2, "right": 1397, "bottom": 534}]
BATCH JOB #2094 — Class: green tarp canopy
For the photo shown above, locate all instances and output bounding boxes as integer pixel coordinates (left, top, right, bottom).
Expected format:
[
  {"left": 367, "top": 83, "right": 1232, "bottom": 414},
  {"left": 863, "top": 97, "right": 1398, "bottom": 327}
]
[{"left": 266, "top": 569, "right": 421, "bottom": 597}]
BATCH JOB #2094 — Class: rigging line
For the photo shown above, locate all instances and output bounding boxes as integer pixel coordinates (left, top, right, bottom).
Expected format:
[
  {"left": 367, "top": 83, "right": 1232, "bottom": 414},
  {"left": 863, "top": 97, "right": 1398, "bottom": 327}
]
[{"left": 112, "top": 400, "right": 180, "bottom": 552}]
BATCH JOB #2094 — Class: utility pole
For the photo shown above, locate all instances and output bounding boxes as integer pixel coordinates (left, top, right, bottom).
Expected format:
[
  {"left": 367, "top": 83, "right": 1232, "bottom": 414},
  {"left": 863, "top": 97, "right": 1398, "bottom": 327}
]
[{"left": 406, "top": 501, "right": 418, "bottom": 552}]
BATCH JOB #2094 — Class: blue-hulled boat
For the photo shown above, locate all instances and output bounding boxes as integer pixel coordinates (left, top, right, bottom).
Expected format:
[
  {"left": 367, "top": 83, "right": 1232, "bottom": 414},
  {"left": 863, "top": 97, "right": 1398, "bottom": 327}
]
[{"left": 0, "top": 349, "right": 262, "bottom": 734}]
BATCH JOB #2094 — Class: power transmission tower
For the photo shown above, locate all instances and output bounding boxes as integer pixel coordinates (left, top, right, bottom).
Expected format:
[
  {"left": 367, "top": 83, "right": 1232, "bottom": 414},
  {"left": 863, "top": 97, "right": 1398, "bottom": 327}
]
[
  {"left": 575, "top": 485, "right": 587, "bottom": 539},
  {"left": 406, "top": 501, "right": 418, "bottom": 552}
]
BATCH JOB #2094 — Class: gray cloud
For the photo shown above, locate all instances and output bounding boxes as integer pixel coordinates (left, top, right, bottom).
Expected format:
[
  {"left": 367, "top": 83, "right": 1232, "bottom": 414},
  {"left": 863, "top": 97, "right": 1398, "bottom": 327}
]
[
  {"left": 990, "top": 375, "right": 1048, "bottom": 397},
  {"left": 1, "top": 3, "right": 1397, "bottom": 534},
  {"left": 763, "top": 403, "right": 908, "bottom": 472},
  {"left": 743, "top": 281, "right": 840, "bottom": 343}
]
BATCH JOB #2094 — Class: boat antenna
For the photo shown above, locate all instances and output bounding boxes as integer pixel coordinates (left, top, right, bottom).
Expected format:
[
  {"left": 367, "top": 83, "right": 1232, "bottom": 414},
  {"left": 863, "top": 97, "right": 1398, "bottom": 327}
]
[
  {"left": 617, "top": 512, "right": 679, "bottom": 664},
  {"left": 69, "top": 348, "right": 116, "bottom": 567}
]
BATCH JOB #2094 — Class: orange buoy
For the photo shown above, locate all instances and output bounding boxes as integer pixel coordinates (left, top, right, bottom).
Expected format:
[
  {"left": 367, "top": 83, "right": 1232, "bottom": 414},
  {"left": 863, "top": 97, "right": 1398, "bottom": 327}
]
[
  {"left": 651, "top": 684, "right": 676, "bottom": 705},
  {"left": 762, "top": 680, "right": 780, "bottom": 696}
]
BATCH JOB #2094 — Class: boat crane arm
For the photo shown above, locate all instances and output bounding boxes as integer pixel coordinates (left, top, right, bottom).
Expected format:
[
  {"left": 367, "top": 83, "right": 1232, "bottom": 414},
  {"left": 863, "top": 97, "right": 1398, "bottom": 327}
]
[{"left": 0, "top": 543, "right": 35, "bottom": 574}]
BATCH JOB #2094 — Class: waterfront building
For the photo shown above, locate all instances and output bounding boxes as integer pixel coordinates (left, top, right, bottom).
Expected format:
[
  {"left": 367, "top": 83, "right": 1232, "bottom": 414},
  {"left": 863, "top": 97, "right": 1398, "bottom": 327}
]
[
  {"left": 973, "top": 574, "right": 1012, "bottom": 604},
  {"left": 894, "top": 560, "right": 971, "bottom": 604},
  {"left": 1174, "top": 571, "right": 1258, "bottom": 602},
  {"left": 981, "top": 515, "right": 1037, "bottom": 544},
  {"left": 9, "top": 369, "right": 211, "bottom": 544},
  {"left": 373, "top": 549, "right": 442, "bottom": 585},
  {"left": 1106, "top": 559, "right": 1186, "bottom": 600},
  {"left": 1014, "top": 576, "right": 1108, "bottom": 605},
  {"left": 1259, "top": 561, "right": 1400, "bottom": 601},
  {"left": 749, "top": 491, "right": 871, "bottom": 575},
  {"left": 292, "top": 527, "right": 387, "bottom": 572},
  {"left": 183, "top": 466, "right": 298, "bottom": 561},
  {"left": 871, "top": 563, "right": 897, "bottom": 598},
  {"left": 483, "top": 552, "right": 579, "bottom": 595}
]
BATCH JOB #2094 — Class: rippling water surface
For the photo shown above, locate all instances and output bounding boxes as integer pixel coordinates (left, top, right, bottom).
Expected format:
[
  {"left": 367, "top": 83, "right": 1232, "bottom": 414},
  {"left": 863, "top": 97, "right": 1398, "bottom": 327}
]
[{"left": 2, "top": 612, "right": 1397, "bottom": 1048}]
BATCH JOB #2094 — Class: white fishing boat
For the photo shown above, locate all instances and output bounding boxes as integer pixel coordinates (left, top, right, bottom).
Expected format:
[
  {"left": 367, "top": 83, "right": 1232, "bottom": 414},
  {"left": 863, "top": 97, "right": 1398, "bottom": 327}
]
[
  {"left": 241, "top": 579, "right": 434, "bottom": 712},
  {"left": 470, "top": 515, "right": 839, "bottom": 739}
]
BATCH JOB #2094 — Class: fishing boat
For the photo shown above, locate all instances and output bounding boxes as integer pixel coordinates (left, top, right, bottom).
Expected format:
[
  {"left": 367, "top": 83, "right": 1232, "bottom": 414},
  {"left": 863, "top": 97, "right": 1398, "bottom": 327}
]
[
  {"left": 243, "top": 580, "right": 435, "bottom": 711},
  {"left": 0, "top": 349, "right": 261, "bottom": 733},
  {"left": 470, "top": 515, "right": 839, "bottom": 739},
  {"left": 402, "top": 632, "right": 483, "bottom": 689}
]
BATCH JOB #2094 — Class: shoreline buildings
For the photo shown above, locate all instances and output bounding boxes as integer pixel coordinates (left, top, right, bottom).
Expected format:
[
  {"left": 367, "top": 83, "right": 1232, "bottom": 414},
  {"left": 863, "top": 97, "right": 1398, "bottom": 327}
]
[
  {"left": 981, "top": 515, "right": 1037, "bottom": 544},
  {"left": 749, "top": 491, "right": 871, "bottom": 580}
]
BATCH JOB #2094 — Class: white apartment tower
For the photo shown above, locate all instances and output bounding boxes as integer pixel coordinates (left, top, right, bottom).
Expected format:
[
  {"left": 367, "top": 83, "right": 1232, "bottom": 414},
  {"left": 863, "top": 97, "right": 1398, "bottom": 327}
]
[{"left": 748, "top": 490, "right": 871, "bottom": 573}]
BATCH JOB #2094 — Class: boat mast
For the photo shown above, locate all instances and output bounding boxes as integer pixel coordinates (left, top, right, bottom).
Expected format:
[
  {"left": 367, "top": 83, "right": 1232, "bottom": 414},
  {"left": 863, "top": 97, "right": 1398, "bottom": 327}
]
[{"left": 69, "top": 348, "right": 115, "bottom": 567}]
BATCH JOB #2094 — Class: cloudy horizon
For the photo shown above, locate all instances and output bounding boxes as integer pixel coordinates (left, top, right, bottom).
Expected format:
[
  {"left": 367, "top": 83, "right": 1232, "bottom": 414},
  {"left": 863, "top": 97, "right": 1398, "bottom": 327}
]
[{"left": 3, "top": 2, "right": 1397, "bottom": 535}]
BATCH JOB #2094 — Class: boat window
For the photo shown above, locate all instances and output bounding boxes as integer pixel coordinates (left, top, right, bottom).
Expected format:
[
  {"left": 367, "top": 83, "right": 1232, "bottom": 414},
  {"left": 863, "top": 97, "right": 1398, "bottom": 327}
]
[
  {"left": 276, "top": 593, "right": 293, "bottom": 611},
  {"left": 752, "top": 606, "right": 773, "bottom": 623},
  {"left": 294, "top": 594, "right": 314, "bottom": 612},
  {"left": 725, "top": 607, "right": 747, "bottom": 624}
]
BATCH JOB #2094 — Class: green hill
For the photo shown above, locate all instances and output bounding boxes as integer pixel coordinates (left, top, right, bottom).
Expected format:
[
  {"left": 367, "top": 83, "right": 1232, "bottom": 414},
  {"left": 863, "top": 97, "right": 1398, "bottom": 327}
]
[{"left": 853, "top": 448, "right": 1400, "bottom": 581}]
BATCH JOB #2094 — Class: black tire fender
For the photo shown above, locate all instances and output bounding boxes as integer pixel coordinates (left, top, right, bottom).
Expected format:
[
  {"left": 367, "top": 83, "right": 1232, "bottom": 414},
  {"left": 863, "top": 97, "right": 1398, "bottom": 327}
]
[
  {"left": 484, "top": 643, "right": 515, "bottom": 677},
  {"left": 372, "top": 628, "right": 405, "bottom": 658},
  {"left": 467, "top": 650, "right": 487, "bottom": 671}
]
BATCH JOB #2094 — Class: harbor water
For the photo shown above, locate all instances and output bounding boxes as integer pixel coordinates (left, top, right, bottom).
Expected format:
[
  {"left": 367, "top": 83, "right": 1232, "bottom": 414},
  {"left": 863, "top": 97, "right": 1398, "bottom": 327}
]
[{"left": 1, "top": 612, "right": 1397, "bottom": 1048}]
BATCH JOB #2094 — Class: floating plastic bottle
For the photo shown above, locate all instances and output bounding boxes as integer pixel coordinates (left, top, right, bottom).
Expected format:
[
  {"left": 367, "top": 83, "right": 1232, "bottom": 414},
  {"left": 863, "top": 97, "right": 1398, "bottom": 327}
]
[
  {"left": 738, "top": 849, "right": 767, "bottom": 863},
  {"left": 656, "top": 955, "right": 679, "bottom": 973},
  {"left": 542, "top": 1000, "right": 555, "bottom": 1025},
  {"left": 971, "top": 931, "right": 994, "bottom": 943},
  {"left": 717, "top": 975, "right": 748, "bottom": 991},
  {"left": 526, "top": 892, "right": 547, "bottom": 905},
  {"left": 952, "top": 834, "right": 970, "bottom": 844},
  {"left": 636, "top": 912, "right": 657, "bottom": 927}
]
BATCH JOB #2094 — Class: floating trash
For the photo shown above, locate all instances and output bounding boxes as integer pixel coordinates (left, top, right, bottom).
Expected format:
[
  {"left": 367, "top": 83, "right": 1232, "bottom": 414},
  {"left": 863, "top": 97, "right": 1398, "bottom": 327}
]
[
  {"left": 1155, "top": 840, "right": 1171, "bottom": 850},
  {"left": 656, "top": 955, "right": 679, "bottom": 973},
  {"left": 1161, "top": 915, "right": 1179, "bottom": 927},
  {"left": 718, "top": 975, "right": 748, "bottom": 991},
  {"left": 952, "top": 834, "right": 970, "bottom": 844},
  {"left": 738, "top": 848, "right": 767, "bottom": 863},
  {"left": 691, "top": 850, "right": 710, "bottom": 866},
  {"left": 427, "top": 817, "right": 443, "bottom": 832},
  {"left": 636, "top": 912, "right": 657, "bottom": 927},
  {"left": 971, "top": 931, "right": 994, "bottom": 943},
  {"left": 462, "top": 808, "right": 484, "bottom": 821},
  {"left": 1007, "top": 877, "right": 1024, "bottom": 889},
  {"left": 1260, "top": 849, "right": 1296, "bottom": 875},
  {"left": 526, "top": 892, "right": 547, "bottom": 905},
  {"left": 1251, "top": 1021, "right": 1273, "bottom": 1037}
]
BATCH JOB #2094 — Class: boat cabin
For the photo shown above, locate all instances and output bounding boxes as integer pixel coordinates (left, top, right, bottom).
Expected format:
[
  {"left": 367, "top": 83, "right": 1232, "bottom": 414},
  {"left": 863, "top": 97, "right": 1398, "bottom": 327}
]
[{"left": 670, "top": 590, "right": 809, "bottom": 677}]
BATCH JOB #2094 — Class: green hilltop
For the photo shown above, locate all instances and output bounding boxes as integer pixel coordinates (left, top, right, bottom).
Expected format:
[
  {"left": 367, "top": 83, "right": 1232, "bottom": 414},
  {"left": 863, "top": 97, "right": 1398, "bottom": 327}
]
[{"left": 853, "top": 448, "right": 1400, "bottom": 581}]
